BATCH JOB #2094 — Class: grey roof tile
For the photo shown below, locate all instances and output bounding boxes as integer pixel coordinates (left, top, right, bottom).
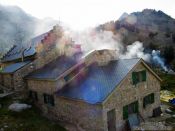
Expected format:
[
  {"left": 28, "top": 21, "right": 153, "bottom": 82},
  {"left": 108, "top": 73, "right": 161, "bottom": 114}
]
[
  {"left": 1, "top": 61, "right": 31, "bottom": 74},
  {"left": 1, "top": 33, "right": 48, "bottom": 62},
  {"left": 57, "top": 58, "right": 140, "bottom": 104},
  {"left": 27, "top": 54, "right": 80, "bottom": 79}
]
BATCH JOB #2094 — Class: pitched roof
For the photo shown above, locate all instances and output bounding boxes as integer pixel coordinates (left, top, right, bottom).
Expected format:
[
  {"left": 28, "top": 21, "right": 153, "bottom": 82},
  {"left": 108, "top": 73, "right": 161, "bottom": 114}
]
[
  {"left": 26, "top": 55, "right": 80, "bottom": 80},
  {"left": 1, "top": 61, "right": 31, "bottom": 74},
  {"left": 57, "top": 58, "right": 140, "bottom": 104},
  {"left": 1, "top": 33, "right": 48, "bottom": 62}
]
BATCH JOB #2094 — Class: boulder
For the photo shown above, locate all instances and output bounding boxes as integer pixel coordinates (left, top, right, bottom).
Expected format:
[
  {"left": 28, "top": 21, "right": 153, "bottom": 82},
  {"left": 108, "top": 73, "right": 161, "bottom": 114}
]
[
  {"left": 165, "top": 108, "right": 172, "bottom": 114},
  {"left": 8, "top": 103, "right": 31, "bottom": 112}
]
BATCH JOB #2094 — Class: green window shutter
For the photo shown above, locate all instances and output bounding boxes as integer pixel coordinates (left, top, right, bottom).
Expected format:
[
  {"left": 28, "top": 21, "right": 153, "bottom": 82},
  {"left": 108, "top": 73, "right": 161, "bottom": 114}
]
[
  {"left": 143, "top": 93, "right": 154, "bottom": 108},
  {"left": 141, "top": 70, "right": 146, "bottom": 81},
  {"left": 0, "top": 67, "right": 2, "bottom": 72},
  {"left": 132, "top": 72, "right": 137, "bottom": 85},
  {"left": 123, "top": 105, "right": 128, "bottom": 120},
  {"left": 134, "top": 101, "right": 139, "bottom": 113}
]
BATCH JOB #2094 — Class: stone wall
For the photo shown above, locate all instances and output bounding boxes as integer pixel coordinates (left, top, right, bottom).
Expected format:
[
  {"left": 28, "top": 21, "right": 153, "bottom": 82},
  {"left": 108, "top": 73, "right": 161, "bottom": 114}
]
[
  {"left": 3, "top": 74, "right": 13, "bottom": 89},
  {"left": 12, "top": 62, "right": 35, "bottom": 92},
  {"left": 27, "top": 79, "right": 105, "bottom": 131},
  {"left": 27, "top": 79, "right": 57, "bottom": 94},
  {"left": 102, "top": 62, "right": 161, "bottom": 131},
  {"left": 54, "top": 97, "right": 104, "bottom": 131},
  {"left": 51, "top": 97, "right": 104, "bottom": 131},
  {"left": 42, "top": 97, "right": 104, "bottom": 131},
  {"left": 84, "top": 49, "right": 118, "bottom": 66},
  {"left": 34, "top": 47, "right": 61, "bottom": 70},
  {"left": 33, "top": 25, "right": 66, "bottom": 70}
]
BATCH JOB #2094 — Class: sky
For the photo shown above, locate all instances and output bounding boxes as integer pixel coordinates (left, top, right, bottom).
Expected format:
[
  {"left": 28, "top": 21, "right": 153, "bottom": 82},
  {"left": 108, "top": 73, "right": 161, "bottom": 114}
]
[{"left": 1, "top": 0, "right": 175, "bottom": 30}]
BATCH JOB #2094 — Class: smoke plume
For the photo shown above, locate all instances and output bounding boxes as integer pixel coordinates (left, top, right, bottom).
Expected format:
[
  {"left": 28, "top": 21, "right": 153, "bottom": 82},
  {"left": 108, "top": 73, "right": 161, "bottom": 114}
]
[
  {"left": 152, "top": 50, "right": 168, "bottom": 71},
  {"left": 71, "top": 29, "right": 150, "bottom": 61},
  {"left": 70, "top": 29, "right": 123, "bottom": 55},
  {"left": 120, "top": 41, "right": 151, "bottom": 62},
  {"left": 70, "top": 29, "right": 168, "bottom": 71}
]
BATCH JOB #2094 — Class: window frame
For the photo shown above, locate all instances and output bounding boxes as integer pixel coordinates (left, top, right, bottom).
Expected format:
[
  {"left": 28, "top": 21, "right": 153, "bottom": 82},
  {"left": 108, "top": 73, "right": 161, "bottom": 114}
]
[
  {"left": 132, "top": 70, "right": 147, "bottom": 85},
  {"left": 123, "top": 101, "right": 139, "bottom": 120},
  {"left": 143, "top": 93, "right": 155, "bottom": 108}
]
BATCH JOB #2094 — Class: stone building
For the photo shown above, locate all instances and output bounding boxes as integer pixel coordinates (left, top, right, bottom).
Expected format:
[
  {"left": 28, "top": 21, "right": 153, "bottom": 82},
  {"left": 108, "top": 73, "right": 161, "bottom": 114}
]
[
  {"left": 0, "top": 25, "right": 80, "bottom": 93},
  {"left": 26, "top": 49, "right": 162, "bottom": 131}
]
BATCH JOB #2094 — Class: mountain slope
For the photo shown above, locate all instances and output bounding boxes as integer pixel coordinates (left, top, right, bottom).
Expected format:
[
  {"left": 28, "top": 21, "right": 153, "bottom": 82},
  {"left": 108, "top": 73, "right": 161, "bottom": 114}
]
[
  {"left": 97, "top": 9, "right": 175, "bottom": 68},
  {"left": 97, "top": 9, "right": 175, "bottom": 48},
  {"left": 0, "top": 5, "right": 58, "bottom": 57},
  {"left": 0, "top": 5, "right": 37, "bottom": 53}
]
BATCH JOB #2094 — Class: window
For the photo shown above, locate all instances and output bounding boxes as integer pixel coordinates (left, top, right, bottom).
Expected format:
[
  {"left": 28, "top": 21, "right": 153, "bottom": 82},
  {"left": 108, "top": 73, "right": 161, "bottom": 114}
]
[
  {"left": 43, "top": 94, "right": 55, "bottom": 106},
  {"left": 132, "top": 70, "right": 146, "bottom": 85},
  {"left": 123, "top": 101, "right": 139, "bottom": 120},
  {"left": 29, "top": 90, "right": 38, "bottom": 101},
  {"left": 143, "top": 93, "right": 154, "bottom": 108}
]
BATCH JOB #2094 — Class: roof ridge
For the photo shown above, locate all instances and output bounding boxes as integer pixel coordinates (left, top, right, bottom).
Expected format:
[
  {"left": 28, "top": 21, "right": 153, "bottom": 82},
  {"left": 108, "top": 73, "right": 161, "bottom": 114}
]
[{"left": 118, "top": 57, "right": 141, "bottom": 60}]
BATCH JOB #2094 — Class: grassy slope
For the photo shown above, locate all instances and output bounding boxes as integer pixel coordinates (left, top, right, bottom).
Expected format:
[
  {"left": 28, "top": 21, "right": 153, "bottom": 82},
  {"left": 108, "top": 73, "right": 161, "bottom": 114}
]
[
  {"left": 157, "top": 71, "right": 175, "bottom": 101},
  {"left": 160, "top": 73, "right": 175, "bottom": 91},
  {"left": 0, "top": 97, "right": 66, "bottom": 131}
]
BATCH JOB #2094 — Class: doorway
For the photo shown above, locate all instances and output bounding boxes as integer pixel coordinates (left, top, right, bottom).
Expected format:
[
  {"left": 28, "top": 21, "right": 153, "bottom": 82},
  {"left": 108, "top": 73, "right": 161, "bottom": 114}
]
[{"left": 107, "top": 109, "right": 116, "bottom": 131}]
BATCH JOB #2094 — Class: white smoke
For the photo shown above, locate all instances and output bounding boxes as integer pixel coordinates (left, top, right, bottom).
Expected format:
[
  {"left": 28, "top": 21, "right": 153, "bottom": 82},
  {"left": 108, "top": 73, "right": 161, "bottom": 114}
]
[
  {"left": 34, "top": 18, "right": 60, "bottom": 36},
  {"left": 120, "top": 42, "right": 168, "bottom": 71},
  {"left": 152, "top": 50, "right": 168, "bottom": 71},
  {"left": 63, "top": 28, "right": 168, "bottom": 71},
  {"left": 120, "top": 41, "right": 151, "bottom": 62},
  {"left": 70, "top": 29, "right": 123, "bottom": 54}
]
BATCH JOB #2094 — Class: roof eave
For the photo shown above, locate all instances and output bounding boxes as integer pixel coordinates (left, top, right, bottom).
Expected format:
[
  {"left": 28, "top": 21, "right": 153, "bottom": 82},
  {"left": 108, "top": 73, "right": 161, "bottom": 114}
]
[
  {"left": 0, "top": 61, "right": 32, "bottom": 75},
  {"left": 56, "top": 95, "right": 103, "bottom": 105},
  {"left": 25, "top": 77, "right": 56, "bottom": 82},
  {"left": 0, "top": 72, "right": 14, "bottom": 74}
]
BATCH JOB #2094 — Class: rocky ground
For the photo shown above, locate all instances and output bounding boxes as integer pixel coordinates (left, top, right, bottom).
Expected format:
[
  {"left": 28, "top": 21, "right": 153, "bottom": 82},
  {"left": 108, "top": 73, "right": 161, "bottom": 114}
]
[
  {"left": 0, "top": 90, "right": 174, "bottom": 131},
  {"left": 133, "top": 90, "right": 175, "bottom": 131},
  {"left": 0, "top": 96, "right": 66, "bottom": 131}
]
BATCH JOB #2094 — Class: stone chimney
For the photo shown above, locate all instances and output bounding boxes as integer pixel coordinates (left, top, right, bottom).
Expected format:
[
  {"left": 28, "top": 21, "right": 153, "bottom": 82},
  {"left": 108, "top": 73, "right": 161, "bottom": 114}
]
[{"left": 85, "top": 49, "right": 118, "bottom": 66}]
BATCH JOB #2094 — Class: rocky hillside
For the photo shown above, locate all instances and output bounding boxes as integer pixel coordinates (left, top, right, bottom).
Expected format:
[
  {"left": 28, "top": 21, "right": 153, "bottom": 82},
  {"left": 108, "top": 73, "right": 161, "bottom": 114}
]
[
  {"left": 97, "top": 9, "right": 175, "bottom": 47},
  {"left": 0, "top": 5, "right": 36, "bottom": 54},
  {"left": 0, "top": 5, "right": 58, "bottom": 57},
  {"left": 97, "top": 9, "right": 175, "bottom": 67}
]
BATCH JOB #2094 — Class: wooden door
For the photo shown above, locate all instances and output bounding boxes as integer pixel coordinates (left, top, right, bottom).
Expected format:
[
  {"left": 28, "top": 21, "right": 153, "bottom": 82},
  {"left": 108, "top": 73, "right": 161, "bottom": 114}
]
[{"left": 107, "top": 109, "right": 116, "bottom": 131}]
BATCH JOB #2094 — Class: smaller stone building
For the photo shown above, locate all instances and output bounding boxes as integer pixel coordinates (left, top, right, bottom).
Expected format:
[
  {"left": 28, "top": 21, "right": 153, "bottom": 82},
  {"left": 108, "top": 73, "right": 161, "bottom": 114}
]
[
  {"left": 0, "top": 25, "right": 80, "bottom": 93},
  {"left": 26, "top": 49, "right": 162, "bottom": 131}
]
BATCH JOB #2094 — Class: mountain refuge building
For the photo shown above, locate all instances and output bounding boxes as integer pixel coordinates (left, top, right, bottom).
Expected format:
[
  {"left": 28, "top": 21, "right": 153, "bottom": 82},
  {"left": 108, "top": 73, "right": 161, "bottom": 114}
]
[{"left": 26, "top": 49, "right": 162, "bottom": 131}]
